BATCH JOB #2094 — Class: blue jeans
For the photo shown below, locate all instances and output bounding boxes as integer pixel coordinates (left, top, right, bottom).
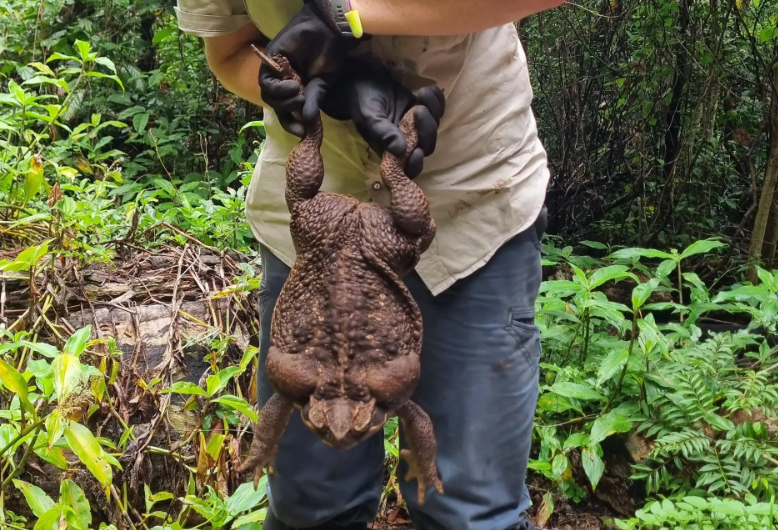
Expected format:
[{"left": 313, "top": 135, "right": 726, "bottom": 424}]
[{"left": 256, "top": 208, "right": 545, "bottom": 530}]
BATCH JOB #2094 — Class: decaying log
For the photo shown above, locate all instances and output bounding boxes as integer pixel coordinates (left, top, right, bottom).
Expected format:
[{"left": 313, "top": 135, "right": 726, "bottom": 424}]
[{"left": 2, "top": 245, "right": 260, "bottom": 524}]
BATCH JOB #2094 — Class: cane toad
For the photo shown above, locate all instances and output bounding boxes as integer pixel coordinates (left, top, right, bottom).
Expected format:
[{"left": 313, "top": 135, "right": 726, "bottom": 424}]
[{"left": 238, "top": 51, "right": 443, "bottom": 504}]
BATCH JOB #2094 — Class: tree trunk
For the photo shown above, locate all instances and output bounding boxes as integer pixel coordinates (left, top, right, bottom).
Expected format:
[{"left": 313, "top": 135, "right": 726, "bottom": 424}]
[{"left": 748, "top": 50, "right": 778, "bottom": 281}]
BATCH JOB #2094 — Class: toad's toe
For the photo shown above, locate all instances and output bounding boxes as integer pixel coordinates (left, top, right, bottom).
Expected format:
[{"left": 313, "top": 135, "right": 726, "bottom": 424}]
[{"left": 401, "top": 448, "right": 443, "bottom": 506}]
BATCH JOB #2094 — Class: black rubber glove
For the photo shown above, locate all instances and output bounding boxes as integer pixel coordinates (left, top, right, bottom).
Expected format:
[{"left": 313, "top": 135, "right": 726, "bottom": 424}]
[
  {"left": 259, "top": 1, "right": 353, "bottom": 137},
  {"left": 321, "top": 58, "right": 446, "bottom": 178}
]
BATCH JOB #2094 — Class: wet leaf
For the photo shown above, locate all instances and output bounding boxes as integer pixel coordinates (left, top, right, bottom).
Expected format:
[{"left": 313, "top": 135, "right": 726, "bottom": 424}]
[
  {"left": 227, "top": 481, "right": 267, "bottom": 515},
  {"left": 51, "top": 354, "right": 81, "bottom": 401},
  {"left": 550, "top": 382, "right": 604, "bottom": 401},
  {"left": 582, "top": 447, "right": 605, "bottom": 490},
  {"left": 13, "top": 479, "right": 55, "bottom": 517},
  {"left": 60, "top": 479, "right": 91, "bottom": 530},
  {"left": 213, "top": 395, "right": 258, "bottom": 422},
  {"left": 23, "top": 155, "right": 44, "bottom": 205},
  {"left": 589, "top": 411, "right": 633, "bottom": 445},
  {"left": 64, "top": 326, "right": 92, "bottom": 356},
  {"left": 64, "top": 420, "right": 112, "bottom": 494},
  {"left": 32, "top": 504, "right": 61, "bottom": 530},
  {"left": 0, "top": 358, "right": 34, "bottom": 413},
  {"left": 680, "top": 239, "right": 725, "bottom": 259}
]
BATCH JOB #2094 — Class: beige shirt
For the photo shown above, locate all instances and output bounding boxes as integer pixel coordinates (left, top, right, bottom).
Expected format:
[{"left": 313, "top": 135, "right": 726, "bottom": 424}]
[{"left": 175, "top": 0, "right": 550, "bottom": 295}]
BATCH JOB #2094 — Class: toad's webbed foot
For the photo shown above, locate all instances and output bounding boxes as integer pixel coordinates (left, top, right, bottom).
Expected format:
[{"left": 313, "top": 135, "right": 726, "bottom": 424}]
[
  {"left": 397, "top": 401, "right": 443, "bottom": 505},
  {"left": 238, "top": 392, "right": 294, "bottom": 488}
]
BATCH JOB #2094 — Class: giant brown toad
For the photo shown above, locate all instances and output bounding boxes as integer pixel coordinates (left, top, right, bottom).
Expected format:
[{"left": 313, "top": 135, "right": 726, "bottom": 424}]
[{"left": 238, "top": 51, "right": 443, "bottom": 505}]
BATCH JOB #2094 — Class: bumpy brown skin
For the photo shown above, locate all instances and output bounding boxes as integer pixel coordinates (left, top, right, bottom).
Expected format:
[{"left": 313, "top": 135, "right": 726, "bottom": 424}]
[{"left": 238, "top": 53, "right": 442, "bottom": 505}]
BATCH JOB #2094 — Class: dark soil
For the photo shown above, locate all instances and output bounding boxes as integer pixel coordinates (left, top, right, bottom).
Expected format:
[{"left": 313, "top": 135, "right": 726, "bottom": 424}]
[{"left": 367, "top": 491, "right": 621, "bottom": 530}]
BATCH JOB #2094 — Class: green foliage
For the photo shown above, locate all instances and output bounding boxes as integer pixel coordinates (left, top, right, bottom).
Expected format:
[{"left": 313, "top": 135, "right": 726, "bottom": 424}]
[
  {"left": 614, "top": 495, "right": 778, "bottom": 530},
  {"left": 533, "top": 236, "right": 778, "bottom": 523},
  {"left": 2, "top": 0, "right": 777, "bottom": 527}
]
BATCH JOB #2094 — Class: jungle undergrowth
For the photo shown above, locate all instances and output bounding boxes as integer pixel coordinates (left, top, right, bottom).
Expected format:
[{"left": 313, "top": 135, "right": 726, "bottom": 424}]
[{"left": 1, "top": 15, "right": 777, "bottom": 530}]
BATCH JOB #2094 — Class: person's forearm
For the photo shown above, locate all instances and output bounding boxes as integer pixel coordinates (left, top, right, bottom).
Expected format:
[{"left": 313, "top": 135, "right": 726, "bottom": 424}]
[
  {"left": 351, "top": 0, "right": 565, "bottom": 36},
  {"left": 204, "top": 23, "right": 268, "bottom": 107}
]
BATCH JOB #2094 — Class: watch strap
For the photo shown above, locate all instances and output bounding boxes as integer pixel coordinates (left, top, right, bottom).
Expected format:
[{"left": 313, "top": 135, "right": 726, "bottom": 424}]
[{"left": 329, "top": 0, "right": 364, "bottom": 38}]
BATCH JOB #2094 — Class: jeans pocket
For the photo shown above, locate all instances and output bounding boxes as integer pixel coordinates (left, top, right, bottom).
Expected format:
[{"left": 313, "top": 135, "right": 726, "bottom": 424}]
[{"left": 505, "top": 307, "right": 542, "bottom": 372}]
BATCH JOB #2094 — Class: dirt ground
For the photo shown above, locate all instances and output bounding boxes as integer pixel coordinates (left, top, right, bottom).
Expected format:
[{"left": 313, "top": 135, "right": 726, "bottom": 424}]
[{"left": 367, "top": 496, "right": 618, "bottom": 530}]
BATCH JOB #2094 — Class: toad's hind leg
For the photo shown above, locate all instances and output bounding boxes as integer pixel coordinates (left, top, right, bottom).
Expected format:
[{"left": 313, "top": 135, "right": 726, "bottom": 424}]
[
  {"left": 397, "top": 400, "right": 443, "bottom": 505},
  {"left": 379, "top": 109, "right": 436, "bottom": 253},
  {"left": 238, "top": 392, "right": 294, "bottom": 488}
]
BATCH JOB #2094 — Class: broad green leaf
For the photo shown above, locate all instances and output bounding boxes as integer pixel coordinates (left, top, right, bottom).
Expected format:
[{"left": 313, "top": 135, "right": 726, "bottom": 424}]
[
  {"left": 213, "top": 395, "right": 259, "bottom": 422},
  {"left": 60, "top": 479, "right": 91, "bottom": 530},
  {"left": 32, "top": 504, "right": 62, "bottom": 530},
  {"left": 34, "top": 444, "right": 68, "bottom": 470},
  {"left": 205, "top": 433, "right": 225, "bottom": 460},
  {"left": 679, "top": 496, "right": 709, "bottom": 510},
  {"left": 64, "top": 326, "right": 91, "bottom": 356},
  {"left": 232, "top": 509, "right": 267, "bottom": 529},
  {"left": 563, "top": 432, "right": 588, "bottom": 449},
  {"left": 570, "top": 264, "right": 589, "bottom": 286},
  {"left": 680, "top": 239, "right": 725, "bottom": 259},
  {"left": 74, "top": 40, "right": 92, "bottom": 61},
  {"left": 2, "top": 242, "right": 51, "bottom": 272},
  {"left": 133, "top": 112, "right": 150, "bottom": 133},
  {"left": 581, "top": 447, "right": 605, "bottom": 490},
  {"left": 12, "top": 479, "right": 56, "bottom": 517},
  {"left": 655, "top": 259, "right": 676, "bottom": 279},
  {"left": 580, "top": 240, "right": 608, "bottom": 250},
  {"left": 587, "top": 265, "right": 635, "bottom": 290},
  {"left": 536, "top": 392, "right": 578, "bottom": 414},
  {"left": 64, "top": 420, "right": 112, "bottom": 493},
  {"left": 609, "top": 247, "right": 672, "bottom": 260},
  {"left": 154, "top": 179, "right": 177, "bottom": 197},
  {"left": 756, "top": 267, "right": 777, "bottom": 291},
  {"left": 51, "top": 354, "right": 81, "bottom": 401},
  {"left": 712, "top": 499, "right": 747, "bottom": 517},
  {"left": 226, "top": 481, "right": 268, "bottom": 515},
  {"left": 29, "top": 62, "right": 56, "bottom": 76},
  {"left": 596, "top": 348, "right": 629, "bottom": 386},
  {"left": 551, "top": 454, "right": 569, "bottom": 478},
  {"left": 632, "top": 278, "right": 660, "bottom": 311},
  {"left": 207, "top": 366, "right": 244, "bottom": 397},
  {"left": 550, "top": 382, "right": 604, "bottom": 401},
  {"left": 0, "top": 358, "right": 34, "bottom": 413},
  {"left": 240, "top": 345, "right": 259, "bottom": 369},
  {"left": 94, "top": 56, "right": 117, "bottom": 73},
  {"left": 28, "top": 358, "right": 54, "bottom": 396},
  {"left": 163, "top": 380, "right": 207, "bottom": 396},
  {"left": 23, "top": 155, "right": 44, "bottom": 205},
  {"left": 152, "top": 27, "right": 176, "bottom": 46},
  {"left": 712, "top": 285, "right": 768, "bottom": 303},
  {"left": 758, "top": 27, "right": 778, "bottom": 42},
  {"left": 47, "top": 52, "right": 79, "bottom": 63},
  {"left": 538, "top": 280, "right": 581, "bottom": 297},
  {"left": 45, "top": 408, "right": 66, "bottom": 447},
  {"left": 22, "top": 341, "right": 59, "bottom": 358},
  {"left": 145, "top": 486, "right": 174, "bottom": 512},
  {"left": 589, "top": 411, "right": 633, "bottom": 445}
]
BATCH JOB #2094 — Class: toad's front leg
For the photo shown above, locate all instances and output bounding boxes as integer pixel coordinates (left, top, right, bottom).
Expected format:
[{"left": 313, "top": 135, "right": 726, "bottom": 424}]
[
  {"left": 238, "top": 392, "right": 294, "bottom": 488},
  {"left": 397, "top": 400, "right": 443, "bottom": 505}
]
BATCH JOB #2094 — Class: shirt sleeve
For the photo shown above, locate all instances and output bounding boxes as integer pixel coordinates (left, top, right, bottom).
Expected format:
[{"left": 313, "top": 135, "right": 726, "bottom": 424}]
[{"left": 174, "top": 0, "right": 253, "bottom": 38}]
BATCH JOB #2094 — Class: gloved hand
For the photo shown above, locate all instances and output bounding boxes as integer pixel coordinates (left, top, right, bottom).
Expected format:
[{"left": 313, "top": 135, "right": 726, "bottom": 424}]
[
  {"left": 259, "top": 0, "right": 354, "bottom": 137},
  {"left": 321, "top": 58, "right": 446, "bottom": 178}
]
